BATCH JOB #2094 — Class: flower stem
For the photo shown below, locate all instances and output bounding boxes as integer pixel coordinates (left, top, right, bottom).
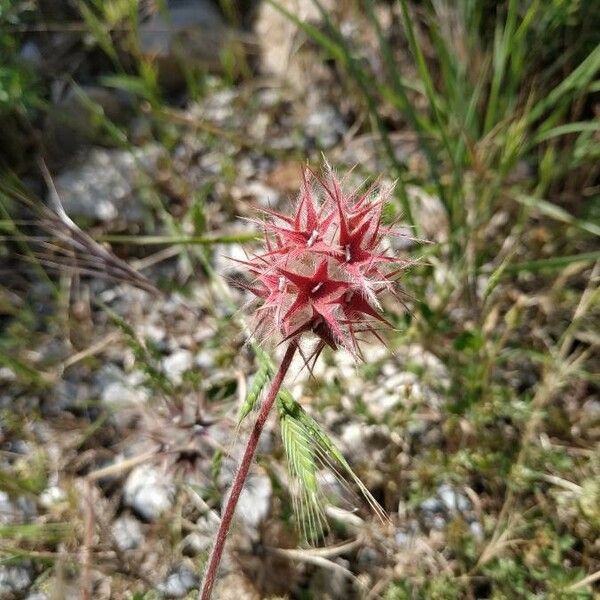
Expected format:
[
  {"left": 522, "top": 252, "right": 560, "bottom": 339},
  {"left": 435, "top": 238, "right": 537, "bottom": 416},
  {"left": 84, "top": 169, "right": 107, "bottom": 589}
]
[{"left": 199, "top": 342, "right": 298, "bottom": 600}]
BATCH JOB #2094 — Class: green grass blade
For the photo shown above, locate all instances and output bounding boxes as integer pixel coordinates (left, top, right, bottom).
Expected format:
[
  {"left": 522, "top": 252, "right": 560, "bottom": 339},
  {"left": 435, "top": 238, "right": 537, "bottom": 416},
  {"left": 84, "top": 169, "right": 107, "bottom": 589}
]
[
  {"left": 483, "top": 0, "right": 519, "bottom": 133},
  {"left": 363, "top": 0, "right": 447, "bottom": 212},
  {"left": 532, "top": 120, "right": 600, "bottom": 144},
  {"left": 397, "top": 0, "right": 455, "bottom": 166},
  {"left": 501, "top": 251, "right": 600, "bottom": 273},
  {"left": 98, "top": 233, "right": 260, "bottom": 245},
  {"left": 514, "top": 194, "right": 600, "bottom": 237},
  {"left": 527, "top": 42, "right": 600, "bottom": 125}
]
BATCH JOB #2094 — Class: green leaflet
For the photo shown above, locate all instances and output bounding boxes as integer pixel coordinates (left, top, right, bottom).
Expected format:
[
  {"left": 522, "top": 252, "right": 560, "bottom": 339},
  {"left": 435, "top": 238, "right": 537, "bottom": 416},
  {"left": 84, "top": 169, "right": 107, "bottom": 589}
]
[{"left": 277, "top": 389, "right": 388, "bottom": 542}]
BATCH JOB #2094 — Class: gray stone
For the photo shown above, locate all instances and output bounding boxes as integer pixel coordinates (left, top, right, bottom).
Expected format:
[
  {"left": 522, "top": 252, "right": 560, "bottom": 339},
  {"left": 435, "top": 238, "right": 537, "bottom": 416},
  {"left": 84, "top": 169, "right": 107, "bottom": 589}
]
[
  {"left": 98, "top": 365, "right": 149, "bottom": 409},
  {"left": 195, "top": 351, "right": 215, "bottom": 370},
  {"left": 53, "top": 380, "right": 91, "bottom": 412},
  {"left": 419, "top": 484, "right": 482, "bottom": 535},
  {"left": 255, "top": 0, "right": 335, "bottom": 89},
  {"left": 112, "top": 514, "right": 143, "bottom": 551},
  {"left": 156, "top": 563, "right": 198, "bottom": 598},
  {"left": 234, "top": 472, "right": 272, "bottom": 531},
  {"left": 364, "top": 370, "right": 424, "bottom": 419},
  {"left": 582, "top": 398, "right": 600, "bottom": 417},
  {"left": 304, "top": 105, "right": 346, "bottom": 148},
  {"left": 39, "top": 485, "right": 66, "bottom": 509},
  {"left": 138, "top": 1, "right": 243, "bottom": 90},
  {"left": 50, "top": 146, "right": 162, "bottom": 223},
  {"left": 231, "top": 180, "right": 280, "bottom": 208},
  {"left": 431, "top": 514, "right": 447, "bottom": 530},
  {"left": 101, "top": 380, "right": 145, "bottom": 408},
  {"left": 437, "top": 483, "right": 470, "bottom": 512},
  {"left": 469, "top": 520, "right": 484, "bottom": 541},
  {"left": 15, "top": 496, "right": 37, "bottom": 522},
  {"left": 19, "top": 41, "right": 43, "bottom": 68},
  {"left": 420, "top": 496, "right": 444, "bottom": 514},
  {"left": 201, "top": 89, "right": 238, "bottom": 124},
  {"left": 25, "top": 593, "right": 48, "bottom": 600},
  {"left": 0, "top": 563, "right": 33, "bottom": 597},
  {"left": 394, "top": 528, "right": 415, "bottom": 548},
  {"left": 0, "top": 367, "right": 16, "bottom": 383},
  {"left": 124, "top": 465, "right": 175, "bottom": 521},
  {"left": 182, "top": 513, "right": 219, "bottom": 557},
  {"left": 181, "top": 531, "right": 213, "bottom": 555},
  {"left": 400, "top": 345, "right": 450, "bottom": 387},
  {"left": 339, "top": 422, "right": 367, "bottom": 459},
  {"left": 316, "top": 470, "right": 345, "bottom": 505},
  {"left": 162, "top": 349, "right": 194, "bottom": 385},
  {"left": 405, "top": 185, "right": 449, "bottom": 244},
  {"left": 0, "top": 492, "right": 16, "bottom": 525}
]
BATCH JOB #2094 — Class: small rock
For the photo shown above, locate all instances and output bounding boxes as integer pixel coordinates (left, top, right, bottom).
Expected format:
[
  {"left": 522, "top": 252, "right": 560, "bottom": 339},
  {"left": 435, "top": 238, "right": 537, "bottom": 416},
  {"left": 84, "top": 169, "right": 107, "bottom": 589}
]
[
  {"left": 141, "top": 322, "right": 167, "bottom": 345},
  {"left": 419, "top": 495, "right": 447, "bottom": 530},
  {"left": 431, "top": 515, "right": 447, "bottom": 530},
  {"left": 364, "top": 370, "right": 423, "bottom": 419},
  {"left": 139, "top": 0, "right": 242, "bottom": 90},
  {"left": 52, "top": 380, "right": 91, "bottom": 413},
  {"left": 419, "top": 484, "right": 481, "bottom": 535},
  {"left": 0, "top": 563, "right": 33, "bottom": 597},
  {"left": 111, "top": 515, "right": 143, "bottom": 551},
  {"left": 19, "top": 40, "right": 43, "bottom": 68},
  {"left": 124, "top": 465, "right": 174, "bottom": 521},
  {"left": 437, "top": 483, "right": 470, "bottom": 512},
  {"left": 400, "top": 345, "right": 450, "bottom": 388},
  {"left": 25, "top": 593, "right": 48, "bottom": 600},
  {"left": 255, "top": 0, "right": 335, "bottom": 89},
  {"left": 469, "top": 520, "right": 484, "bottom": 541},
  {"left": 340, "top": 422, "right": 367, "bottom": 459},
  {"left": 181, "top": 531, "right": 213, "bottom": 556},
  {"left": 582, "top": 398, "right": 600, "bottom": 418},
  {"left": 406, "top": 185, "right": 449, "bottom": 244},
  {"left": 98, "top": 365, "right": 149, "bottom": 409},
  {"left": 195, "top": 350, "right": 215, "bottom": 370},
  {"left": 39, "top": 485, "right": 66, "bottom": 509},
  {"left": 182, "top": 512, "right": 219, "bottom": 557},
  {"left": 101, "top": 380, "right": 145, "bottom": 408},
  {"left": 0, "top": 492, "right": 16, "bottom": 525},
  {"left": 214, "top": 242, "right": 254, "bottom": 278},
  {"left": 156, "top": 563, "right": 198, "bottom": 598},
  {"left": 163, "top": 349, "right": 194, "bottom": 385},
  {"left": 0, "top": 367, "right": 16, "bottom": 383},
  {"left": 420, "top": 496, "right": 444, "bottom": 514},
  {"left": 317, "top": 470, "right": 345, "bottom": 505},
  {"left": 394, "top": 528, "right": 415, "bottom": 548},
  {"left": 234, "top": 472, "right": 271, "bottom": 531},
  {"left": 304, "top": 104, "right": 346, "bottom": 148},
  {"left": 50, "top": 146, "right": 162, "bottom": 224},
  {"left": 230, "top": 180, "right": 280, "bottom": 208},
  {"left": 311, "top": 557, "right": 350, "bottom": 597}
]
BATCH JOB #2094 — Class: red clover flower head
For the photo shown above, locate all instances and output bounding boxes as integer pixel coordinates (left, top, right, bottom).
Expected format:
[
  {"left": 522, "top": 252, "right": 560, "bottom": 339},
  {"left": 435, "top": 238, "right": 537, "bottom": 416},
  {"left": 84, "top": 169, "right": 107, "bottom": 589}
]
[{"left": 239, "top": 165, "right": 411, "bottom": 360}]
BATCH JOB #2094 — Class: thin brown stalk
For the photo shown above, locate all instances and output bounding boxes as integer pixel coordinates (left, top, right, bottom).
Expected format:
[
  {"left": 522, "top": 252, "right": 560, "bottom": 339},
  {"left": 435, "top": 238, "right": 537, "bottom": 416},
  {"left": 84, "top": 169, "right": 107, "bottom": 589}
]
[
  {"left": 198, "top": 342, "right": 298, "bottom": 600},
  {"left": 81, "top": 480, "right": 93, "bottom": 600}
]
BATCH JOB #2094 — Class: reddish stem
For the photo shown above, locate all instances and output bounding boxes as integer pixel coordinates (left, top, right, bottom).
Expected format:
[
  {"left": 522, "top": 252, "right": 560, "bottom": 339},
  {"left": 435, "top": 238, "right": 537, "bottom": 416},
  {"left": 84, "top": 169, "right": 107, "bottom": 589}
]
[{"left": 199, "top": 342, "right": 298, "bottom": 599}]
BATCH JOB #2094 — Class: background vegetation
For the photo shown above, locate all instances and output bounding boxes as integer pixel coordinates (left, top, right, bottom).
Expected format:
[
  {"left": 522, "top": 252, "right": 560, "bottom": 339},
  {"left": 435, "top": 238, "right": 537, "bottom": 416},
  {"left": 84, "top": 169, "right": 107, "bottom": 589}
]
[{"left": 0, "top": 0, "right": 598, "bottom": 598}]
